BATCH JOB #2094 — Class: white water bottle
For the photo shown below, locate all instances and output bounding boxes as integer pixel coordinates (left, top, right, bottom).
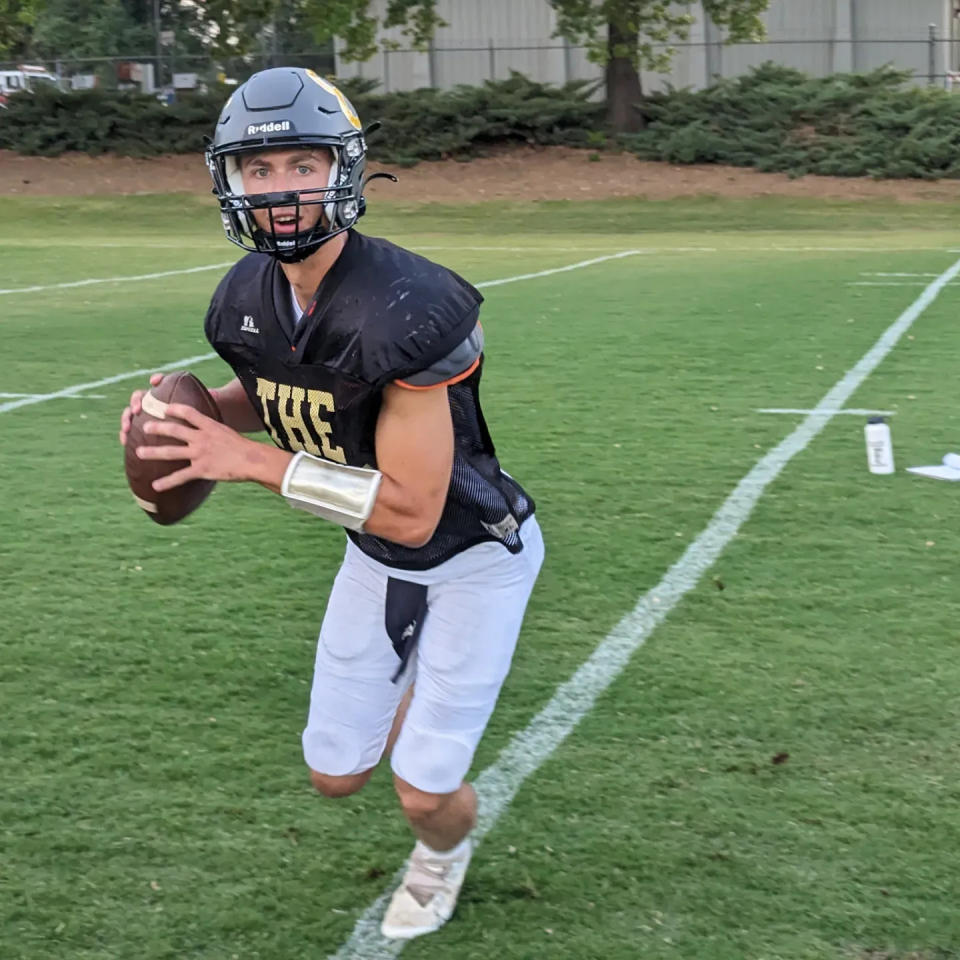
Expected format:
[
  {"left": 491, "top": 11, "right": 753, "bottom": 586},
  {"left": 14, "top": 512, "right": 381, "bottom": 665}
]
[{"left": 864, "top": 417, "right": 894, "bottom": 474}]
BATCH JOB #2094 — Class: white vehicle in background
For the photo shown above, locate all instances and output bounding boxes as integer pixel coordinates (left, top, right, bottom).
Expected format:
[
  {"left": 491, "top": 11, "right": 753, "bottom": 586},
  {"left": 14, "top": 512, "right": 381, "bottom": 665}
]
[{"left": 0, "top": 65, "right": 61, "bottom": 108}]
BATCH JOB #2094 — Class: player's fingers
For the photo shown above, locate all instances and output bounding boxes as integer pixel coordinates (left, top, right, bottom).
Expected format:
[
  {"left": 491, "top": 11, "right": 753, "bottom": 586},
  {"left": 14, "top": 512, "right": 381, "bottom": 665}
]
[
  {"left": 142, "top": 419, "right": 193, "bottom": 442},
  {"left": 152, "top": 466, "right": 195, "bottom": 492},
  {"left": 135, "top": 444, "right": 190, "bottom": 461},
  {"left": 150, "top": 373, "right": 164, "bottom": 386},
  {"left": 119, "top": 410, "right": 132, "bottom": 445},
  {"left": 164, "top": 403, "right": 212, "bottom": 427},
  {"left": 130, "top": 389, "right": 146, "bottom": 415}
]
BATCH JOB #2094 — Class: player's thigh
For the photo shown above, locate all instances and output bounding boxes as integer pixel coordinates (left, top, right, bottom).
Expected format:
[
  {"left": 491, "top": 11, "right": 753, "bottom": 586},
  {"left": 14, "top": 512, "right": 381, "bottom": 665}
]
[
  {"left": 302, "top": 551, "right": 410, "bottom": 778},
  {"left": 392, "top": 519, "right": 545, "bottom": 793}
]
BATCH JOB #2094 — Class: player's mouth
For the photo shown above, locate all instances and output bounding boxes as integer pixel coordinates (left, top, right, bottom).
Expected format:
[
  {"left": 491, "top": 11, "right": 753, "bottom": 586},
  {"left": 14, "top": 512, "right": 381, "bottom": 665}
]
[{"left": 270, "top": 214, "right": 300, "bottom": 235}]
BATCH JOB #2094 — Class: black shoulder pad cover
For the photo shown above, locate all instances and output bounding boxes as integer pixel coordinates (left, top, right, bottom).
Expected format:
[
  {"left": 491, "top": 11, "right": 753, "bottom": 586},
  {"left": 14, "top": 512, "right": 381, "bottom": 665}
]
[{"left": 327, "top": 236, "right": 484, "bottom": 387}]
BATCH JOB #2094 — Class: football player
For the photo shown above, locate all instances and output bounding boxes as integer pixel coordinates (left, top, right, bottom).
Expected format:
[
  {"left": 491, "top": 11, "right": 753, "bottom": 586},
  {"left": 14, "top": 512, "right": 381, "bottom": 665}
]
[{"left": 118, "top": 67, "right": 542, "bottom": 940}]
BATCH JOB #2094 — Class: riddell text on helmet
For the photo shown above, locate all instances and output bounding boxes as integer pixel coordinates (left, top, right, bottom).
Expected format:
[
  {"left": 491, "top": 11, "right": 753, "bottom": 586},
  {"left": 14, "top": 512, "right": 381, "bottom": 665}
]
[{"left": 246, "top": 120, "right": 292, "bottom": 136}]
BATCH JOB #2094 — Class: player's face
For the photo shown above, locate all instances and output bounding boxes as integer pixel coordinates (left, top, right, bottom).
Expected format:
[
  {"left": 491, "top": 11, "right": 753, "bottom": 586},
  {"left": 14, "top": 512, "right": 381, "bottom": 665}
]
[{"left": 240, "top": 148, "right": 334, "bottom": 237}]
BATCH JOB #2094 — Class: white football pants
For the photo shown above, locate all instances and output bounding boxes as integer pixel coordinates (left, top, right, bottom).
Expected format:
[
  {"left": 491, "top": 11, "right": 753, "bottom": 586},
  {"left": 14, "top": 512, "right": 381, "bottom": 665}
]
[{"left": 302, "top": 516, "right": 544, "bottom": 794}]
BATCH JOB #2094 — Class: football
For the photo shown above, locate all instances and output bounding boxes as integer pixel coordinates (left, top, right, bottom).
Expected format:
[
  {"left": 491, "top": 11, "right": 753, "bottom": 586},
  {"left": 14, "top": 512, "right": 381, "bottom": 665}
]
[{"left": 124, "top": 371, "right": 222, "bottom": 525}]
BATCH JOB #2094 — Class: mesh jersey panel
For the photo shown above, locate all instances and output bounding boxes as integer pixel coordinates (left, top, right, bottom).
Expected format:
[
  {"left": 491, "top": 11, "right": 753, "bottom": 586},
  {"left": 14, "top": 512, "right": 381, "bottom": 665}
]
[{"left": 346, "top": 373, "right": 535, "bottom": 570}]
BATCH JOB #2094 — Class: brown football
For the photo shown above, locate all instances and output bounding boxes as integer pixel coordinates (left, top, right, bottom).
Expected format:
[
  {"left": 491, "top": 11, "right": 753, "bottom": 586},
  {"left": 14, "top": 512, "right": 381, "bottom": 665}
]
[{"left": 124, "top": 371, "right": 222, "bottom": 525}]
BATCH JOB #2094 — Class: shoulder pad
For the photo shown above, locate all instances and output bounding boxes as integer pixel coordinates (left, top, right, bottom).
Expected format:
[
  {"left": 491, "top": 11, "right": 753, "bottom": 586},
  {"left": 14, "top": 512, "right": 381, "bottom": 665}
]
[
  {"left": 397, "top": 323, "right": 483, "bottom": 388},
  {"left": 330, "top": 234, "right": 484, "bottom": 386}
]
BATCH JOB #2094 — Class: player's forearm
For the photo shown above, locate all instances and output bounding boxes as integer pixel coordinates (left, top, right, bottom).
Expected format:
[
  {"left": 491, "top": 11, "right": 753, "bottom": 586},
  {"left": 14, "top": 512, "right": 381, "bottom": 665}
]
[
  {"left": 275, "top": 450, "right": 444, "bottom": 547},
  {"left": 243, "top": 441, "right": 293, "bottom": 495},
  {"left": 210, "top": 379, "right": 266, "bottom": 434}
]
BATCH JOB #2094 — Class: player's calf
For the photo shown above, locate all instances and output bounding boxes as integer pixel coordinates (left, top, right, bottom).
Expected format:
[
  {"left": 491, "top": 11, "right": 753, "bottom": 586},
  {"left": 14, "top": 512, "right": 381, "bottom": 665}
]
[{"left": 394, "top": 777, "right": 476, "bottom": 851}]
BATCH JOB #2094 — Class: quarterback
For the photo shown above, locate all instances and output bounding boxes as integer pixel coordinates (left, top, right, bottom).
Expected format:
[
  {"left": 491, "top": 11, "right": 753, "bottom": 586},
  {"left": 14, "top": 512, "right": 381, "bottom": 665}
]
[{"left": 118, "top": 67, "right": 543, "bottom": 939}]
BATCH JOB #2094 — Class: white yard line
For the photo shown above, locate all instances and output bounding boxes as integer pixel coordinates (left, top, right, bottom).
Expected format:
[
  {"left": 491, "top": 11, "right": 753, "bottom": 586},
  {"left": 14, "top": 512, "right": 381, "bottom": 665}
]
[
  {"left": 476, "top": 249, "right": 641, "bottom": 287},
  {"left": 0, "top": 353, "right": 218, "bottom": 414},
  {"left": 757, "top": 407, "right": 895, "bottom": 416},
  {"left": 0, "top": 392, "right": 105, "bottom": 400},
  {"left": 0, "top": 240, "right": 224, "bottom": 249},
  {"left": 0, "top": 250, "right": 644, "bottom": 414},
  {"left": 860, "top": 272, "right": 941, "bottom": 278},
  {"left": 4, "top": 246, "right": 953, "bottom": 295},
  {"left": 330, "top": 255, "right": 960, "bottom": 959},
  {"left": 0, "top": 262, "right": 236, "bottom": 296},
  {"left": 848, "top": 281, "right": 960, "bottom": 287}
]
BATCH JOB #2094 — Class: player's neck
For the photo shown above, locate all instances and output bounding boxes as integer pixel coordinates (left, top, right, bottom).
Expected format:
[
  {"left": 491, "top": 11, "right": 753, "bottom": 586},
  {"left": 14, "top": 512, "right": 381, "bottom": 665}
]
[{"left": 281, "top": 231, "right": 348, "bottom": 311}]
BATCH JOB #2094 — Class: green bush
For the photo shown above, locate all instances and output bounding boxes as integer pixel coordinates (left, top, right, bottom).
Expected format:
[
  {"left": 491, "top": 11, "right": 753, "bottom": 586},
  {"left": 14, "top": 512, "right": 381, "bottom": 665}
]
[
  {"left": 624, "top": 62, "right": 960, "bottom": 180},
  {"left": 9, "top": 64, "right": 960, "bottom": 180},
  {"left": 0, "top": 86, "right": 226, "bottom": 156},
  {"left": 0, "top": 73, "right": 605, "bottom": 162}
]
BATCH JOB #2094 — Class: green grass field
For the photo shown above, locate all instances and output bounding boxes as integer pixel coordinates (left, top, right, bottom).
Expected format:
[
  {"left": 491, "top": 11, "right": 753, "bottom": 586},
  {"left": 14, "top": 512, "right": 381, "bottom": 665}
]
[{"left": 2, "top": 190, "right": 960, "bottom": 960}]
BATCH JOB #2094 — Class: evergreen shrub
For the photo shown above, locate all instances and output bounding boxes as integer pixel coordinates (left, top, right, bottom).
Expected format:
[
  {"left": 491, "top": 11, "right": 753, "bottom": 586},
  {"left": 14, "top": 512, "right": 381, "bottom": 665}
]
[
  {"left": 625, "top": 62, "right": 960, "bottom": 180},
  {"left": 0, "top": 73, "right": 604, "bottom": 162}
]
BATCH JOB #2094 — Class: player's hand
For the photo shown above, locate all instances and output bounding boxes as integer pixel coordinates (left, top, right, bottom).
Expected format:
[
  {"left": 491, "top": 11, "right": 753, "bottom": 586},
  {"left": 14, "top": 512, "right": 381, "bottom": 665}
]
[
  {"left": 136, "top": 403, "right": 257, "bottom": 491},
  {"left": 119, "top": 373, "right": 164, "bottom": 447}
]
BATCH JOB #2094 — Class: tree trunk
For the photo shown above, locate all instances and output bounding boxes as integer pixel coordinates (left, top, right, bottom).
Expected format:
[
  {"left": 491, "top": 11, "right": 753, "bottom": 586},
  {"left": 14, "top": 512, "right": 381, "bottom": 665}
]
[{"left": 605, "top": 18, "right": 644, "bottom": 133}]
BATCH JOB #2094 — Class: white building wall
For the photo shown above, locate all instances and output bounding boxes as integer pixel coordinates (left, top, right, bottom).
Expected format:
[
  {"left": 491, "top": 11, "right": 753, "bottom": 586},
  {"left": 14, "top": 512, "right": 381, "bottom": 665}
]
[
  {"left": 850, "top": 0, "right": 950, "bottom": 79},
  {"left": 334, "top": 0, "right": 955, "bottom": 94}
]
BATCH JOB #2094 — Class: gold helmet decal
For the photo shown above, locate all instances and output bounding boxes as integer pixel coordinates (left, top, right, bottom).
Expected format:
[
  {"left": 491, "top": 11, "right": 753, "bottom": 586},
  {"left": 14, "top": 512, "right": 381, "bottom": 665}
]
[{"left": 305, "top": 70, "right": 362, "bottom": 130}]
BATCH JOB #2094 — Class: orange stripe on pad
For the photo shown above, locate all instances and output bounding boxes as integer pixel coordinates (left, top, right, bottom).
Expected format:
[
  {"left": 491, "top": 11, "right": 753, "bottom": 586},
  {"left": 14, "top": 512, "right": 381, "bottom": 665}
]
[{"left": 394, "top": 356, "right": 480, "bottom": 391}]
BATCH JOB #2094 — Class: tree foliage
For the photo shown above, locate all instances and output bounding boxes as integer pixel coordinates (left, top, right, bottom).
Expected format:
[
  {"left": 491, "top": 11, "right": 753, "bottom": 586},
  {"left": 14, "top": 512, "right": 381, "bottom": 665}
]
[
  {"left": 5, "top": 0, "right": 442, "bottom": 61},
  {"left": 298, "top": 0, "right": 444, "bottom": 61},
  {"left": 548, "top": 0, "right": 770, "bottom": 131},
  {"left": 28, "top": 0, "right": 153, "bottom": 59},
  {"left": 548, "top": 0, "right": 768, "bottom": 71},
  {"left": 0, "top": 0, "right": 41, "bottom": 59}
]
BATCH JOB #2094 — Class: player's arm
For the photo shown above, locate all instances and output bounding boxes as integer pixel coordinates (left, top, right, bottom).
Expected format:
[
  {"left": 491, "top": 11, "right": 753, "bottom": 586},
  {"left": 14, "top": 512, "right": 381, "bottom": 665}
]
[
  {"left": 140, "top": 384, "right": 452, "bottom": 548},
  {"left": 274, "top": 327, "right": 479, "bottom": 545},
  {"left": 209, "top": 377, "right": 266, "bottom": 434},
  {"left": 241, "top": 384, "right": 452, "bottom": 547},
  {"left": 142, "top": 327, "right": 475, "bottom": 549},
  {"left": 363, "top": 383, "right": 453, "bottom": 547}
]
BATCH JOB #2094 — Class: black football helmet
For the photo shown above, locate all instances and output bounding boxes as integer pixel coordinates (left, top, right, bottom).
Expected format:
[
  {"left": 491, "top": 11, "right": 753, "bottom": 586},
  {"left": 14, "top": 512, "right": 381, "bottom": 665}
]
[{"left": 206, "top": 67, "right": 384, "bottom": 263}]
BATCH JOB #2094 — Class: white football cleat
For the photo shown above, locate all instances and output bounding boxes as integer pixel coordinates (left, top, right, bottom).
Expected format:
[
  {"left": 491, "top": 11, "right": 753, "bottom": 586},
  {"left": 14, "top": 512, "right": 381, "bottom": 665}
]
[{"left": 380, "top": 838, "right": 472, "bottom": 940}]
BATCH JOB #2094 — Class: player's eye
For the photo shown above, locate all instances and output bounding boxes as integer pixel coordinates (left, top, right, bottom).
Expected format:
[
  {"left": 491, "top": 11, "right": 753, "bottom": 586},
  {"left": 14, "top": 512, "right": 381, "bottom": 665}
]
[
  {"left": 296, "top": 165, "right": 313, "bottom": 175},
  {"left": 252, "top": 167, "right": 268, "bottom": 178}
]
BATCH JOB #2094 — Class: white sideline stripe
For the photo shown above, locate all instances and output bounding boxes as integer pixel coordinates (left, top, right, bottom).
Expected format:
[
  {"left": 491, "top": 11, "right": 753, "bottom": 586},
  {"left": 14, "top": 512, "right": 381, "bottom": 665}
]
[
  {"left": 0, "top": 353, "right": 218, "bottom": 414},
  {"left": 0, "top": 262, "right": 235, "bottom": 296},
  {"left": 330, "top": 254, "right": 960, "bottom": 960},
  {"left": 0, "top": 250, "right": 641, "bottom": 415},
  {"left": 421, "top": 245, "right": 960, "bottom": 255},
  {"left": 861, "top": 272, "right": 940, "bottom": 278},
  {"left": 757, "top": 407, "right": 896, "bottom": 416},
  {"left": 0, "top": 240, "right": 223, "bottom": 249},
  {"left": 475, "top": 249, "right": 641, "bottom": 288},
  {"left": 848, "top": 280, "right": 960, "bottom": 287},
  {"left": 0, "top": 246, "right": 952, "bottom": 298},
  {"left": 0, "top": 250, "right": 641, "bottom": 301},
  {"left": 0, "top": 392, "right": 105, "bottom": 400}
]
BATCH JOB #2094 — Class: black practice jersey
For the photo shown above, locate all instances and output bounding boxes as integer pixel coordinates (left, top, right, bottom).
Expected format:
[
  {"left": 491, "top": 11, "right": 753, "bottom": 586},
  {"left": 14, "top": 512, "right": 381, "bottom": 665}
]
[{"left": 204, "top": 229, "right": 534, "bottom": 570}]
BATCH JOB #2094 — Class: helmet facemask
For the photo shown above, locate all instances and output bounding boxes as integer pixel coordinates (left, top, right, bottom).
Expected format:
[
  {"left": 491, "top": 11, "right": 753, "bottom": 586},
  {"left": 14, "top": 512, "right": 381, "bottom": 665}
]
[{"left": 207, "top": 136, "right": 365, "bottom": 263}]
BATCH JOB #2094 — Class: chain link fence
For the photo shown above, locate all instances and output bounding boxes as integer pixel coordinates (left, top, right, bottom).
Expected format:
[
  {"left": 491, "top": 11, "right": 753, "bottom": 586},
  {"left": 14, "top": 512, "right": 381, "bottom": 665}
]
[
  {"left": 0, "top": 51, "right": 336, "bottom": 99},
  {"left": 3, "top": 32, "right": 960, "bottom": 99}
]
